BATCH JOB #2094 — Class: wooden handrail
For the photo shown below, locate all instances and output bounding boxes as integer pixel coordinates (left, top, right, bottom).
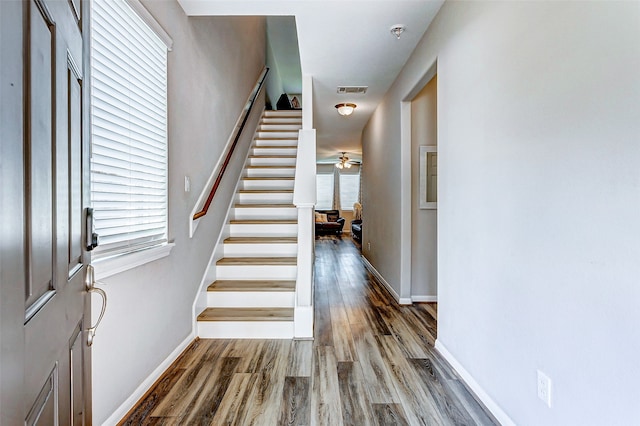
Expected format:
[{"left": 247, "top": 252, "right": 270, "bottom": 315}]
[{"left": 193, "top": 67, "right": 269, "bottom": 220}]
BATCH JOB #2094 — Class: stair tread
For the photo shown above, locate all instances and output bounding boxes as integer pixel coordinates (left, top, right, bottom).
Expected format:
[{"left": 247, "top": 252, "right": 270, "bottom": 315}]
[
  {"left": 217, "top": 257, "right": 296, "bottom": 265},
  {"left": 249, "top": 155, "right": 297, "bottom": 158},
  {"left": 230, "top": 219, "right": 297, "bottom": 224},
  {"left": 252, "top": 145, "right": 299, "bottom": 149},
  {"left": 198, "top": 307, "right": 294, "bottom": 322},
  {"left": 242, "top": 177, "right": 294, "bottom": 181},
  {"left": 234, "top": 203, "right": 295, "bottom": 208},
  {"left": 246, "top": 165, "right": 295, "bottom": 169},
  {"left": 224, "top": 236, "right": 297, "bottom": 244},
  {"left": 208, "top": 280, "right": 296, "bottom": 292},
  {"left": 238, "top": 189, "right": 294, "bottom": 194},
  {"left": 254, "top": 137, "right": 298, "bottom": 140}
]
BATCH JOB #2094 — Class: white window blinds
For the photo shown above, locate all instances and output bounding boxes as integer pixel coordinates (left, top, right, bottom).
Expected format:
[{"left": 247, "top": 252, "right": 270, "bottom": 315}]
[
  {"left": 339, "top": 173, "right": 360, "bottom": 210},
  {"left": 316, "top": 174, "right": 334, "bottom": 210},
  {"left": 90, "top": 0, "right": 168, "bottom": 259}
]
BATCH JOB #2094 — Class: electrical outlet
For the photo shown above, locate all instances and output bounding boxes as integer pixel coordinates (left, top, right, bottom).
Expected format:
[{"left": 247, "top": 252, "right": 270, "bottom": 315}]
[
  {"left": 184, "top": 176, "right": 191, "bottom": 192},
  {"left": 367, "top": 242, "right": 371, "bottom": 250},
  {"left": 537, "top": 370, "right": 552, "bottom": 407}
]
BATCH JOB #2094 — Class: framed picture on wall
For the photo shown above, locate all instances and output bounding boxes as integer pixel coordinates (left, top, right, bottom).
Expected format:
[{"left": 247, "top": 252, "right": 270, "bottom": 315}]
[
  {"left": 420, "top": 145, "right": 437, "bottom": 209},
  {"left": 287, "top": 94, "right": 302, "bottom": 109}
]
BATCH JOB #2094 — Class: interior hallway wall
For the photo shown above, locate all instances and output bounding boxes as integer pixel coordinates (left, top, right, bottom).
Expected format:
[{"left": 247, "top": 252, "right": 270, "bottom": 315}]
[
  {"left": 411, "top": 75, "right": 437, "bottom": 298},
  {"left": 91, "top": 1, "right": 265, "bottom": 423},
  {"left": 362, "top": 1, "right": 640, "bottom": 424}
]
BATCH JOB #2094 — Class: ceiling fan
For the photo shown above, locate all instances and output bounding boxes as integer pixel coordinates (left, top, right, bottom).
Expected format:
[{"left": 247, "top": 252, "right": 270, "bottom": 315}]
[{"left": 335, "top": 152, "right": 360, "bottom": 169}]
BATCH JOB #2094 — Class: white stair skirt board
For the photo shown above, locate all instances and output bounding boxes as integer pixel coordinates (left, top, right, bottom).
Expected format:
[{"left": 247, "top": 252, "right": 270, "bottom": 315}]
[
  {"left": 435, "top": 340, "right": 516, "bottom": 426},
  {"left": 241, "top": 179, "right": 294, "bottom": 191},
  {"left": 237, "top": 192, "right": 294, "bottom": 204},
  {"left": 198, "top": 320, "right": 294, "bottom": 339},
  {"left": 361, "top": 255, "right": 413, "bottom": 305},
  {"left": 233, "top": 206, "right": 297, "bottom": 220},
  {"left": 216, "top": 264, "right": 297, "bottom": 280},
  {"left": 223, "top": 242, "right": 297, "bottom": 257},
  {"left": 207, "top": 291, "right": 295, "bottom": 308}
]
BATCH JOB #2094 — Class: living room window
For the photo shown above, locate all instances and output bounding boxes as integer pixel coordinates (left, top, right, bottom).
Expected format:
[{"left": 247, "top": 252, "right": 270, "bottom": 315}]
[
  {"left": 316, "top": 173, "right": 334, "bottom": 210},
  {"left": 339, "top": 172, "right": 360, "bottom": 211},
  {"left": 90, "top": 0, "right": 172, "bottom": 274}
]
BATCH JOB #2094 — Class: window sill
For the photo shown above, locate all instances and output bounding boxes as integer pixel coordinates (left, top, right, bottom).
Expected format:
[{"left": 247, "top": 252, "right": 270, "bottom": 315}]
[{"left": 93, "top": 243, "right": 175, "bottom": 280}]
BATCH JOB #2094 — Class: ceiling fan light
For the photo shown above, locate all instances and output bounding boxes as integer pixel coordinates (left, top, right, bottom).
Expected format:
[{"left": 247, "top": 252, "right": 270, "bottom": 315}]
[{"left": 335, "top": 103, "right": 357, "bottom": 116}]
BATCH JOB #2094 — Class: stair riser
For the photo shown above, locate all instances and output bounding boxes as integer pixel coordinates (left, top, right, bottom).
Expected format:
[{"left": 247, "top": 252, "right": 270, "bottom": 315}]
[
  {"left": 241, "top": 180, "right": 294, "bottom": 190},
  {"left": 257, "top": 131, "right": 298, "bottom": 139},
  {"left": 229, "top": 223, "right": 297, "bottom": 237},
  {"left": 237, "top": 193, "right": 294, "bottom": 204},
  {"left": 252, "top": 147, "right": 298, "bottom": 156},
  {"left": 223, "top": 243, "right": 297, "bottom": 257},
  {"left": 259, "top": 124, "right": 301, "bottom": 131},
  {"left": 233, "top": 207, "right": 297, "bottom": 220},
  {"left": 261, "top": 118, "right": 302, "bottom": 125},
  {"left": 216, "top": 264, "right": 297, "bottom": 280},
  {"left": 197, "top": 321, "right": 294, "bottom": 339},
  {"left": 206, "top": 291, "right": 295, "bottom": 308},
  {"left": 264, "top": 111, "right": 302, "bottom": 118},
  {"left": 254, "top": 139, "right": 298, "bottom": 147},
  {"left": 245, "top": 168, "right": 295, "bottom": 178},
  {"left": 248, "top": 157, "right": 296, "bottom": 166}
]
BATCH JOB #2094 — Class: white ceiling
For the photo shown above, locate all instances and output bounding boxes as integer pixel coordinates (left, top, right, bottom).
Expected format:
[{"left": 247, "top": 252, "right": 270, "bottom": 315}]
[{"left": 178, "top": 0, "right": 444, "bottom": 164}]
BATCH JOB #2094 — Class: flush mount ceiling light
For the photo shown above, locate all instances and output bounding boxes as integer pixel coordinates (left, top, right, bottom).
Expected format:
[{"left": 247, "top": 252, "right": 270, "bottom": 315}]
[
  {"left": 335, "top": 103, "right": 357, "bottom": 116},
  {"left": 390, "top": 25, "right": 406, "bottom": 39},
  {"left": 336, "top": 152, "right": 352, "bottom": 169}
]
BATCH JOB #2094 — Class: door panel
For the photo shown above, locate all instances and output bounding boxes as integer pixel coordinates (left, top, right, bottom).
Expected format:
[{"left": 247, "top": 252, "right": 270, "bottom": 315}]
[
  {"left": 19, "top": 0, "right": 91, "bottom": 425},
  {"left": 26, "top": 0, "right": 55, "bottom": 310}
]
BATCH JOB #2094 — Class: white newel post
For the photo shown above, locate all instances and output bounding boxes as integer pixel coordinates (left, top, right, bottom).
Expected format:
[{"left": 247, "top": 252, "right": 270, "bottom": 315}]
[{"left": 293, "top": 128, "right": 316, "bottom": 339}]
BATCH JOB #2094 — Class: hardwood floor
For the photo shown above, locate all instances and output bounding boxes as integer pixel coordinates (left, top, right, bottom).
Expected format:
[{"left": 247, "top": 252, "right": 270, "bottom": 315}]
[{"left": 120, "top": 235, "right": 498, "bottom": 425}]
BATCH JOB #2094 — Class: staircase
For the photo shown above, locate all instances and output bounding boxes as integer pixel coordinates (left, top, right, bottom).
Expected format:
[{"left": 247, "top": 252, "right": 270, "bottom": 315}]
[{"left": 197, "top": 110, "right": 303, "bottom": 339}]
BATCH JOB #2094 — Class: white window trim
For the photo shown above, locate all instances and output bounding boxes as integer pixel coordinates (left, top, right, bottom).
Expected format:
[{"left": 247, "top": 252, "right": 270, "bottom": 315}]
[
  {"left": 93, "top": 243, "right": 175, "bottom": 280},
  {"left": 125, "top": 0, "right": 173, "bottom": 50},
  {"left": 90, "top": 0, "right": 173, "bottom": 277}
]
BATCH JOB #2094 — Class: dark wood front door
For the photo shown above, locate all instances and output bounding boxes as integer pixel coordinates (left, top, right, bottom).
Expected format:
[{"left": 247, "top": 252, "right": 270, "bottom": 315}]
[{"left": 1, "top": 0, "right": 93, "bottom": 424}]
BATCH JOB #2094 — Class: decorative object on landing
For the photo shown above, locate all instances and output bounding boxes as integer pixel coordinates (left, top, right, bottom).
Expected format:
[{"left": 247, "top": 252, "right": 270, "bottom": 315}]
[{"left": 335, "top": 102, "right": 357, "bottom": 116}]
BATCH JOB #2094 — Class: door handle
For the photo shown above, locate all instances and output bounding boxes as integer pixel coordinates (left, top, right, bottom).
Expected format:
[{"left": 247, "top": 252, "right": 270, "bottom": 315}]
[
  {"left": 86, "top": 207, "right": 99, "bottom": 251},
  {"left": 85, "top": 265, "right": 107, "bottom": 347}
]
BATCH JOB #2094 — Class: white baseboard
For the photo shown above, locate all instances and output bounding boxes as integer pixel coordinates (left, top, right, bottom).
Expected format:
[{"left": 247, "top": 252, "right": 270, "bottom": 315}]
[
  {"left": 101, "top": 333, "right": 195, "bottom": 426},
  {"left": 412, "top": 295, "right": 438, "bottom": 303},
  {"left": 435, "top": 340, "right": 515, "bottom": 426},
  {"left": 361, "top": 256, "right": 412, "bottom": 305},
  {"left": 360, "top": 256, "right": 436, "bottom": 305}
]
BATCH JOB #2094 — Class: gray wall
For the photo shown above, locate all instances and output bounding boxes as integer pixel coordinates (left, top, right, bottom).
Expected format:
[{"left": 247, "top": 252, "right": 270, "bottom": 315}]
[
  {"left": 411, "top": 76, "right": 437, "bottom": 298},
  {"left": 91, "top": 2, "right": 265, "bottom": 423},
  {"left": 362, "top": 1, "right": 640, "bottom": 424}
]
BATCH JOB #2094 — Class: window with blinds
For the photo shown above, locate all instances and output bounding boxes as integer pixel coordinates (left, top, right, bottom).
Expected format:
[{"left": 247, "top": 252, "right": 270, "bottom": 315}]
[
  {"left": 339, "top": 173, "right": 360, "bottom": 210},
  {"left": 90, "top": 0, "right": 168, "bottom": 260},
  {"left": 316, "top": 174, "right": 334, "bottom": 210}
]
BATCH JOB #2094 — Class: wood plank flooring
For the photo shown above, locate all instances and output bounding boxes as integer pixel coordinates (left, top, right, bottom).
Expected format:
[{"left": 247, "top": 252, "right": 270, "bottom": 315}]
[{"left": 120, "top": 236, "right": 498, "bottom": 425}]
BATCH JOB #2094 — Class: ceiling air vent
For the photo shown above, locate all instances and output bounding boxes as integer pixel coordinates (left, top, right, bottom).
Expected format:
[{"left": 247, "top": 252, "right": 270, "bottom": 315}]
[{"left": 337, "top": 86, "right": 368, "bottom": 95}]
